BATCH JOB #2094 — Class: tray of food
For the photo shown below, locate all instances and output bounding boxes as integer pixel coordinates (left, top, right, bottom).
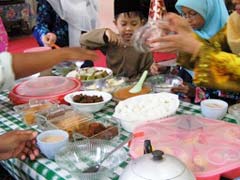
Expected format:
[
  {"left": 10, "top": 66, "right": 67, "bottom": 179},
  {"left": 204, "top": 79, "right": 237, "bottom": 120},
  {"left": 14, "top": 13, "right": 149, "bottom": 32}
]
[
  {"left": 14, "top": 99, "right": 56, "bottom": 126},
  {"left": 36, "top": 105, "right": 119, "bottom": 140}
]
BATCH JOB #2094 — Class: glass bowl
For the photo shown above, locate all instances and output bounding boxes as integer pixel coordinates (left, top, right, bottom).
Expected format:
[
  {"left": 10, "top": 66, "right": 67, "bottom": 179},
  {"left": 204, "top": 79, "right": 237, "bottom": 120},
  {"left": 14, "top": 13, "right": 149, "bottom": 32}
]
[
  {"left": 228, "top": 103, "right": 240, "bottom": 124},
  {"left": 55, "top": 139, "right": 128, "bottom": 180},
  {"left": 147, "top": 74, "right": 183, "bottom": 93}
]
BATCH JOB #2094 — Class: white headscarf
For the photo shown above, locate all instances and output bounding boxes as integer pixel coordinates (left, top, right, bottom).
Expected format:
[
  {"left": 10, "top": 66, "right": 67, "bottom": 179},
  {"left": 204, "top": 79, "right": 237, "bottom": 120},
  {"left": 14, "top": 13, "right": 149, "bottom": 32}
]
[{"left": 47, "top": 0, "right": 98, "bottom": 46}]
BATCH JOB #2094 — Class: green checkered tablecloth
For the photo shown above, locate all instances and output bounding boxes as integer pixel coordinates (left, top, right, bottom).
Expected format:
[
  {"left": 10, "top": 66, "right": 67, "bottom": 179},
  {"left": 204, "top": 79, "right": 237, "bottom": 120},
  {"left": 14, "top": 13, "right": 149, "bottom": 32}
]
[{"left": 0, "top": 91, "right": 238, "bottom": 180}]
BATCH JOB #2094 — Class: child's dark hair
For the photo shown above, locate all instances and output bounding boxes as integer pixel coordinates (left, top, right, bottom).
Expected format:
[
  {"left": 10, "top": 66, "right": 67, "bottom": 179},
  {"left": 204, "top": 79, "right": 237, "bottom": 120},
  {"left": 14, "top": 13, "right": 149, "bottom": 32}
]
[{"left": 114, "top": 11, "right": 146, "bottom": 20}]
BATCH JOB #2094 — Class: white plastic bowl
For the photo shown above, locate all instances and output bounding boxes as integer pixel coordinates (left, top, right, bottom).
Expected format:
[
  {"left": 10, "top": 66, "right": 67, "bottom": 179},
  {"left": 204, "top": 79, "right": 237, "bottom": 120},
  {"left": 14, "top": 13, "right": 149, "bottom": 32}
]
[
  {"left": 113, "top": 92, "right": 179, "bottom": 132},
  {"left": 200, "top": 99, "right": 228, "bottom": 120},
  {"left": 64, "top": 91, "right": 112, "bottom": 113}
]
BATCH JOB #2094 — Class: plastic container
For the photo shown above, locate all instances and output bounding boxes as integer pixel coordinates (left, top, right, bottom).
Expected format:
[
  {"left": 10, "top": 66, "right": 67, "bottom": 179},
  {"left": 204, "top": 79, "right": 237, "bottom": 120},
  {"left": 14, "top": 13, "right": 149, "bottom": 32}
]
[
  {"left": 129, "top": 115, "right": 240, "bottom": 180},
  {"left": 13, "top": 99, "right": 55, "bottom": 126},
  {"left": 147, "top": 74, "right": 183, "bottom": 93},
  {"left": 9, "top": 76, "right": 81, "bottom": 105},
  {"left": 113, "top": 92, "right": 179, "bottom": 132},
  {"left": 55, "top": 139, "right": 128, "bottom": 180},
  {"left": 36, "top": 105, "right": 120, "bottom": 140}
]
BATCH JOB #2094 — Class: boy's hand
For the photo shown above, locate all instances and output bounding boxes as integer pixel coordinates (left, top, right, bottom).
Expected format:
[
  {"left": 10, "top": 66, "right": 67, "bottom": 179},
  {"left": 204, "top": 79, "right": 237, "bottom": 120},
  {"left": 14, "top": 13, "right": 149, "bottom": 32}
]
[
  {"left": 0, "top": 130, "right": 39, "bottom": 160},
  {"left": 150, "top": 63, "right": 168, "bottom": 75},
  {"left": 42, "top": 32, "right": 57, "bottom": 47},
  {"left": 104, "top": 29, "right": 124, "bottom": 46}
]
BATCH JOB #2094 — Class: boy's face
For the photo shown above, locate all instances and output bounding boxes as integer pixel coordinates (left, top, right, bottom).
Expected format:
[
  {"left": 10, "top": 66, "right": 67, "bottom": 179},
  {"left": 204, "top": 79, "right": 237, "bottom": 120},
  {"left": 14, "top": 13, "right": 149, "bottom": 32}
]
[
  {"left": 114, "top": 13, "right": 144, "bottom": 42},
  {"left": 181, "top": 6, "right": 205, "bottom": 30},
  {"left": 232, "top": 0, "right": 240, "bottom": 15}
]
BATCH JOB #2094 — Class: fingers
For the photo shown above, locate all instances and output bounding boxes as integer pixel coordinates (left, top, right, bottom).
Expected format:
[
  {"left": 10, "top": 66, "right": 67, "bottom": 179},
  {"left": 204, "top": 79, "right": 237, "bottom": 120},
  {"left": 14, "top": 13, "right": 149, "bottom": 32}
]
[
  {"left": 150, "top": 63, "right": 159, "bottom": 75},
  {"left": 16, "top": 131, "right": 38, "bottom": 143}
]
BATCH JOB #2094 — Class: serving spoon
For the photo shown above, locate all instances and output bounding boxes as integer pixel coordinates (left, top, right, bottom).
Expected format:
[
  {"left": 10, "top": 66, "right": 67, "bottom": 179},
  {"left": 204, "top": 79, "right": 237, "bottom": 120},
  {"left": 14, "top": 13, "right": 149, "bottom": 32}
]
[
  {"left": 129, "top": 70, "right": 148, "bottom": 93},
  {"left": 82, "top": 134, "right": 132, "bottom": 173}
]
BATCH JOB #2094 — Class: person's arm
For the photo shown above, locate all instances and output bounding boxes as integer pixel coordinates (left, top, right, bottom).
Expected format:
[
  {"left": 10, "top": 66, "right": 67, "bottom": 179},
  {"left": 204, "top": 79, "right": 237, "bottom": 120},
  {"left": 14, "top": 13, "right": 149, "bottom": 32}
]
[
  {"left": 194, "top": 44, "right": 240, "bottom": 92},
  {"left": 12, "top": 47, "right": 97, "bottom": 79},
  {"left": 33, "top": 0, "right": 54, "bottom": 46},
  {"left": 80, "top": 28, "right": 113, "bottom": 49}
]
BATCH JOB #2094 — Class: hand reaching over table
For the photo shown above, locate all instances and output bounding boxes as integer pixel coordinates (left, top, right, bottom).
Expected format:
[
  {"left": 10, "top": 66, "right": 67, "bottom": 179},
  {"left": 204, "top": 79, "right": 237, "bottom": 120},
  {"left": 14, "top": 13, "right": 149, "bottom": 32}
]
[{"left": 0, "top": 130, "right": 39, "bottom": 160}]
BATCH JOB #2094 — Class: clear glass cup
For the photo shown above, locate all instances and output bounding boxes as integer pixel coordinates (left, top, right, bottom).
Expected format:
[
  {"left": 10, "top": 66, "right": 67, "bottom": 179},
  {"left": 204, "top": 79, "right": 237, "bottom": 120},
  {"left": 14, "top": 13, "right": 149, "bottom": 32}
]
[{"left": 132, "top": 20, "right": 167, "bottom": 53}]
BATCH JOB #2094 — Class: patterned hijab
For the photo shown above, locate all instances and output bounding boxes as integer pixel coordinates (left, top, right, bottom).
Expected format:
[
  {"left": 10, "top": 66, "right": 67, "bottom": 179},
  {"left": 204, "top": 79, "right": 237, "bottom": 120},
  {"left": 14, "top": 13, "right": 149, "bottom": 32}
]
[{"left": 175, "top": 0, "right": 229, "bottom": 39}]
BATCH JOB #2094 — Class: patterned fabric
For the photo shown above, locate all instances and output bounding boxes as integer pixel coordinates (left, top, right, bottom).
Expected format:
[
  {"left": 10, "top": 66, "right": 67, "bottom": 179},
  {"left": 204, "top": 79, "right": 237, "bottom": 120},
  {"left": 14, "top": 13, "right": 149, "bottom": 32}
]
[
  {"left": 33, "top": 0, "right": 69, "bottom": 47},
  {"left": 0, "top": 17, "right": 8, "bottom": 52},
  {"left": 0, "top": 2, "right": 32, "bottom": 22},
  {"left": 177, "top": 26, "right": 240, "bottom": 103},
  {"left": 0, "top": 90, "right": 238, "bottom": 180}
]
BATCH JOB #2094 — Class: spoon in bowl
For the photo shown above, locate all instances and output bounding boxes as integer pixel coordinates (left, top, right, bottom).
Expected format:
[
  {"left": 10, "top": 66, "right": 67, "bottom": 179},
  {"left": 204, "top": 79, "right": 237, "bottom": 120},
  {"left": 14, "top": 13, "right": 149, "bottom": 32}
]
[
  {"left": 82, "top": 134, "right": 132, "bottom": 173},
  {"left": 129, "top": 70, "right": 148, "bottom": 93}
]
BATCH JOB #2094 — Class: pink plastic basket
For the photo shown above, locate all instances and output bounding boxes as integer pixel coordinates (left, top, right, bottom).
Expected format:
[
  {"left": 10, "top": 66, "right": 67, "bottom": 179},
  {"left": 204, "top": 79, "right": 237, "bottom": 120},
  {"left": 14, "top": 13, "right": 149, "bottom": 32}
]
[{"left": 130, "top": 115, "right": 240, "bottom": 180}]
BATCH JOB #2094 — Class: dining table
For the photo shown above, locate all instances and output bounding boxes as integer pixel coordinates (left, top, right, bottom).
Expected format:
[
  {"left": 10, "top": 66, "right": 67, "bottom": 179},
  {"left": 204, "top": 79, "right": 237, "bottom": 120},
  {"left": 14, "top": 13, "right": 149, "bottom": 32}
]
[{"left": 0, "top": 89, "right": 238, "bottom": 180}]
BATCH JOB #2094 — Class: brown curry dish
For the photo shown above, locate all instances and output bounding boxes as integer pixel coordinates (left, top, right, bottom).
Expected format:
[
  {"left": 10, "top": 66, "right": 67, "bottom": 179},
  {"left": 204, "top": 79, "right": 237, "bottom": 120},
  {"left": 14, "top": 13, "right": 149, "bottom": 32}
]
[{"left": 113, "top": 85, "right": 151, "bottom": 101}]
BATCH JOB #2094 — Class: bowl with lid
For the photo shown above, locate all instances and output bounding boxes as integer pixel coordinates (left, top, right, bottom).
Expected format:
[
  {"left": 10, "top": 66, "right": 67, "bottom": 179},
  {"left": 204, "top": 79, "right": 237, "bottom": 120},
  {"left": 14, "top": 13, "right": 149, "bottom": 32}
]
[{"left": 9, "top": 76, "right": 81, "bottom": 105}]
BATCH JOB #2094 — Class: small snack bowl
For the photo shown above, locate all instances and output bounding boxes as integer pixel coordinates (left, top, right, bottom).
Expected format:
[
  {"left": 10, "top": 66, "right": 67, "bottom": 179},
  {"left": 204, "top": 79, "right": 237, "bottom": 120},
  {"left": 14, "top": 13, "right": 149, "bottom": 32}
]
[
  {"left": 64, "top": 91, "right": 112, "bottom": 113},
  {"left": 147, "top": 74, "right": 183, "bottom": 93},
  {"left": 55, "top": 139, "right": 128, "bottom": 180},
  {"left": 37, "top": 129, "right": 69, "bottom": 160},
  {"left": 14, "top": 99, "right": 55, "bottom": 126},
  {"left": 201, "top": 99, "right": 228, "bottom": 120}
]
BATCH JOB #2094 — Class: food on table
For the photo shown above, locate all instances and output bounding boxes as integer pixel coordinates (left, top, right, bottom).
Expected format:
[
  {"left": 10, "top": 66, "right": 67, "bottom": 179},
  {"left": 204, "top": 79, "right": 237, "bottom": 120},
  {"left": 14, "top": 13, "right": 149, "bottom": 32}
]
[
  {"left": 52, "top": 116, "right": 118, "bottom": 139},
  {"left": 106, "top": 77, "right": 125, "bottom": 87},
  {"left": 73, "top": 94, "right": 103, "bottom": 103},
  {"left": 113, "top": 93, "right": 179, "bottom": 132},
  {"left": 113, "top": 85, "right": 151, "bottom": 101},
  {"left": 41, "top": 135, "right": 65, "bottom": 143},
  {"left": 23, "top": 104, "right": 53, "bottom": 125},
  {"left": 205, "top": 103, "right": 224, "bottom": 108},
  {"left": 76, "top": 67, "right": 109, "bottom": 81}
]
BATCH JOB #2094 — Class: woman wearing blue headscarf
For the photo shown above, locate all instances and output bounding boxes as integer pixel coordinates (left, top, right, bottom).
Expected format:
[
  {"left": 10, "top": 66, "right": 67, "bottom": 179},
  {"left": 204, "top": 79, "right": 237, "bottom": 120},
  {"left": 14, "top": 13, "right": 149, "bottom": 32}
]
[
  {"left": 169, "top": 0, "right": 239, "bottom": 104},
  {"left": 175, "top": 0, "right": 229, "bottom": 39}
]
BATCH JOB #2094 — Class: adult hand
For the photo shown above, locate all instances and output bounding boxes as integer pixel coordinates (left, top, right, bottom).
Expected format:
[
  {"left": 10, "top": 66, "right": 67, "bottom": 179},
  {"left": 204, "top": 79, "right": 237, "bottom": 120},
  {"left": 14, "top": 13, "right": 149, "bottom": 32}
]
[
  {"left": 104, "top": 28, "right": 124, "bottom": 46},
  {"left": 0, "top": 130, "right": 39, "bottom": 160},
  {"left": 171, "top": 83, "right": 195, "bottom": 98},
  {"left": 146, "top": 13, "right": 202, "bottom": 54},
  {"left": 42, "top": 32, "right": 57, "bottom": 47}
]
